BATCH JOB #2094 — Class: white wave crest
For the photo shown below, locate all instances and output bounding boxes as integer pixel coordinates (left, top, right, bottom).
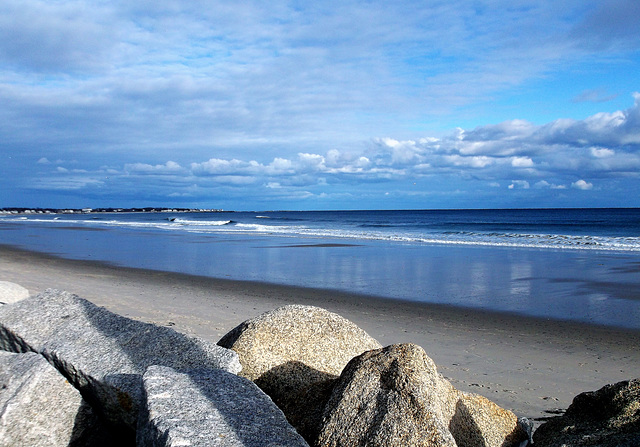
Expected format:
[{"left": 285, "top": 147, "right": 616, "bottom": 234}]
[
  {"left": 4, "top": 215, "right": 640, "bottom": 252},
  {"left": 169, "top": 218, "right": 233, "bottom": 226}
]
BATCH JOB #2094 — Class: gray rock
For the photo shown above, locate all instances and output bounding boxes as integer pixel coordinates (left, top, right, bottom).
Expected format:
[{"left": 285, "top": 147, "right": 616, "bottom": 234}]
[
  {"left": 137, "top": 365, "right": 309, "bottom": 447},
  {"left": 532, "top": 378, "right": 640, "bottom": 447},
  {"left": 218, "top": 305, "right": 381, "bottom": 442},
  {"left": 0, "top": 289, "right": 241, "bottom": 433},
  {"left": 317, "top": 343, "right": 528, "bottom": 447},
  {"left": 0, "top": 351, "right": 84, "bottom": 446},
  {"left": 0, "top": 281, "right": 29, "bottom": 305}
]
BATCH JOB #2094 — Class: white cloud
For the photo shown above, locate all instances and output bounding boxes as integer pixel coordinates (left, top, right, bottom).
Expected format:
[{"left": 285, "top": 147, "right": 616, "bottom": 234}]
[
  {"left": 4, "top": 0, "right": 639, "bottom": 213},
  {"left": 534, "top": 180, "right": 549, "bottom": 188},
  {"left": 298, "top": 153, "right": 325, "bottom": 168},
  {"left": 31, "top": 176, "right": 104, "bottom": 191},
  {"left": 5, "top": 0, "right": 637, "bottom": 165},
  {"left": 191, "top": 159, "right": 258, "bottom": 175},
  {"left": 266, "top": 158, "right": 294, "bottom": 175},
  {"left": 444, "top": 154, "right": 494, "bottom": 168},
  {"left": 535, "top": 180, "right": 566, "bottom": 189},
  {"left": 125, "top": 161, "right": 186, "bottom": 174},
  {"left": 590, "top": 147, "right": 615, "bottom": 158},
  {"left": 508, "top": 180, "right": 530, "bottom": 189},
  {"left": 511, "top": 157, "right": 534, "bottom": 168},
  {"left": 572, "top": 179, "right": 593, "bottom": 190},
  {"left": 21, "top": 92, "right": 640, "bottom": 208},
  {"left": 209, "top": 175, "right": 257, "bottom": 185},
  {"left": 0, "top": 0, "right": 115, "bottom": 72}
]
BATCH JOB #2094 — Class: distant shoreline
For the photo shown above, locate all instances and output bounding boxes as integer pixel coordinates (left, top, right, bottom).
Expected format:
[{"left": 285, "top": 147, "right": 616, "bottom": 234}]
[
  {"left": 0, "top": 207, "right": 226, "bottom": 215},
  {"left": 3, "top": 206, "right": 639, "bottom": 216}
]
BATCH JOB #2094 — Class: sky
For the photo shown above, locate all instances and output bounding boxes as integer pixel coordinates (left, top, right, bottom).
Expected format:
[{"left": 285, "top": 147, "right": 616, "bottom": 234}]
[{"left": 1, "top": 0, "right": 639, "bottom": 211}]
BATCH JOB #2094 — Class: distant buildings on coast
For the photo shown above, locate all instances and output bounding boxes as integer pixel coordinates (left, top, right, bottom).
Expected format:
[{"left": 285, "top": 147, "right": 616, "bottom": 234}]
[{"left": 0, "top": 207, "right": 225, "bottom": 215}]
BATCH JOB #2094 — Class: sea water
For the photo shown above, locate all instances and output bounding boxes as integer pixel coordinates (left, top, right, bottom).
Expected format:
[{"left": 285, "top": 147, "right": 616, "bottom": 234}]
[{"left": 1, "top": 208, "right": 639, "bottom": 328}]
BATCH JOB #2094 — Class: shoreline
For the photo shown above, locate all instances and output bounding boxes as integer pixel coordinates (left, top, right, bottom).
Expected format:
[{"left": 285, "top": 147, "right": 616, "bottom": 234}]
[
  {"left": 3, "top": 213, "right": 640, "bottom": 329},
  {"left": 1, "top": 243, "right": 639, "bottom": 426}
]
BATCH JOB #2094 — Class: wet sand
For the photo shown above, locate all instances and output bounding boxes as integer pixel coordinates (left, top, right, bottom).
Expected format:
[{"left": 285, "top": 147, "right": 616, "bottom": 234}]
[{"left": 1, "top": 244, "right": 638, "bottom": 427}]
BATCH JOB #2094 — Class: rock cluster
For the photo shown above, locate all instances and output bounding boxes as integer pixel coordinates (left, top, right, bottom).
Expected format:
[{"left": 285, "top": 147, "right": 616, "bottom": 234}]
[
  {"left": 0, "top": 281, "right": 29, "bottom": 305},
  {"left": 316, "top": 343, "right": 526, "bottom": 447},
  {"left": 219, "top": 305, "right": 531, "bottom": 447},
  {"left": 0, "top": 351, "right": 86, "bottom": 446},
  {"left": 1, "top": 287, "right": 637, "bottom": 446},
  {"left": 138, "top": 366, "right": 307, "bottom": 446},
  {"left": 533, "top": 378, "right": 640, "bottom": 446},
  {"left": 0, "top": 289, "right": 301, "bottom": 446},
  {"left": 0, "top": 289, "right": 240, "bottom": 435},
  {"left": 218, "top": 304, "right": 382, "bottom": 440}
]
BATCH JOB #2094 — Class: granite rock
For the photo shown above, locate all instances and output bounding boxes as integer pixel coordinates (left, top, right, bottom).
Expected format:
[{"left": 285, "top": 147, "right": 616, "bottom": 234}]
[
  {"left": 0, "top": 351, "right": 85, "bottom": 446},
  {"left": 317, "top": 343, "right": 528, "bottom": 447},
  {"left": 138, "top": 365, "right": 309, "bottom": 447},
  {"left": 0, "top": 281, "right": 29, "bottom": 305},
  {"left": 218, "top": 305, "right": 382, "bottom": 441},
  {"left": 0, "top": 289, "right": 241, "bottom": 433},
  {"left": 533, "top": 378, "right": 640, "bottom": 447}
]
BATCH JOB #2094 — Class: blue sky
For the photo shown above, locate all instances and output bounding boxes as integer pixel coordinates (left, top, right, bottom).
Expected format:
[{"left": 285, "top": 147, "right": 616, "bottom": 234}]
[{"left": 1, "top": 0, "right": 639, "bottom": 211}]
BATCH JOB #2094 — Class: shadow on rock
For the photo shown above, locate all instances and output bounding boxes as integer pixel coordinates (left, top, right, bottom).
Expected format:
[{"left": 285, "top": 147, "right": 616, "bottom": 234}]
[
  {"left": 257, "top": 361, "right": 337, "bottom": 443},
  {"left": 450, "top": 399, "right": 488, "bottom": 447},
  {"left": 68, "top": 399, "right": 134, "bottom": 447}
]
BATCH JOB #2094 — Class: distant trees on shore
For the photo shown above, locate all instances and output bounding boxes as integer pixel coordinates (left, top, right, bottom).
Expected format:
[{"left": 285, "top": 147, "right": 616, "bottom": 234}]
[{"left": 0, "top": 207, "right": 226, "bottom": 214}]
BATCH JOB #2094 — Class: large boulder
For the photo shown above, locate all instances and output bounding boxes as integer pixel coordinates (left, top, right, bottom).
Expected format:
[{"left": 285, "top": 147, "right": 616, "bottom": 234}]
[
  {"left": 0, "top": 281, "right": 29, "bottom": 305},
  {"left": 138, "top": 365, "right": 309, "bottom": 447},
  {"left": 317, "top": 343, "right": 528, "bottom": 447},
  {"left": 533, "top": 378, "right": 640, "bottom": 447},
  {"left": 0, "top": 289, "right": 241, "bottom": 434},
  {"left": 0, "top": 351, "right": 86, "bottom": 446},
  {"left": 218, "top": 305, "right": 382, "bottom": 441}
]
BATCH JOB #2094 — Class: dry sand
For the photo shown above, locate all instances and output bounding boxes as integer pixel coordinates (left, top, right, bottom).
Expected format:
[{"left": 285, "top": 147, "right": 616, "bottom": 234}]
[{"left": 1, "top": 244, "right": 638, "bottom": 427}]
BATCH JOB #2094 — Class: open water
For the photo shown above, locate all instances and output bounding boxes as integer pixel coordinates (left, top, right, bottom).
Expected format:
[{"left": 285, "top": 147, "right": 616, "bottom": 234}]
[{"left": 1, "top": 208, "right": 639, "bottom": 328}]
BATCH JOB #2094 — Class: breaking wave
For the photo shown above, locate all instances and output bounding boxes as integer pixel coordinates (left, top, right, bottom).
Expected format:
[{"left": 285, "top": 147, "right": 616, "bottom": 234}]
[{"left": 3, "top": 210, "right": 640, "bottom": 252}]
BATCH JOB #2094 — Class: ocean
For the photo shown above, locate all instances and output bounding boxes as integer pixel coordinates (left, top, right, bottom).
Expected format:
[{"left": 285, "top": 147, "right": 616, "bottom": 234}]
[{"left": 1, "top": 208, "right": 639, "bottom": 329}]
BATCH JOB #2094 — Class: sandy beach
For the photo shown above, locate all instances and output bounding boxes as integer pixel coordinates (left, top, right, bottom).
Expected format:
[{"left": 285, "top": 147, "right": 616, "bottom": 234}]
[{"left": 1, "top": 244, "right": 638, "bottom": 427}]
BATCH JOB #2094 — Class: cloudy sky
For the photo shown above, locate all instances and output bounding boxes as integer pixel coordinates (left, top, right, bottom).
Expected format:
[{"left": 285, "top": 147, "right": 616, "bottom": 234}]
[{"left": 1, "top": 0, "right": 639, "bottom": 210}]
